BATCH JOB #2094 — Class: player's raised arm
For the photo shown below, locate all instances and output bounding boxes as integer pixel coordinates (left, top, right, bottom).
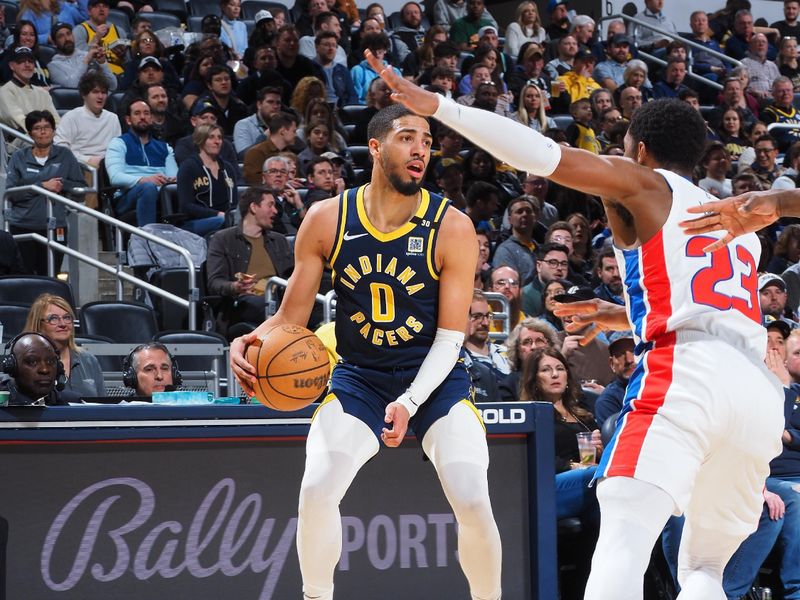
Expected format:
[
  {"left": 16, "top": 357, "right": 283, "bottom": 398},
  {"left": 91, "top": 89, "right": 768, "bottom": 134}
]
[
  {"left": 679, "top": 188, "right": 796, "bottom": 251},
  {"left": 230, "top": 198, "right": 336, "bottom": 393},
  {"left": 364, "top": 50, "right": 662, "bottom": 206}
]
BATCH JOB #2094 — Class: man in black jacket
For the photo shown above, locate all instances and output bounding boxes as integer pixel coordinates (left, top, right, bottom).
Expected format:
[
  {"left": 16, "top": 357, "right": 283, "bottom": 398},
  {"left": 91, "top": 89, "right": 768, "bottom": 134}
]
[
  {"left": 0, "top": 333, "right": 73, "bottom": 406},
  {"left": 206, "top": 186, "right": 294, "bottom": 330}
]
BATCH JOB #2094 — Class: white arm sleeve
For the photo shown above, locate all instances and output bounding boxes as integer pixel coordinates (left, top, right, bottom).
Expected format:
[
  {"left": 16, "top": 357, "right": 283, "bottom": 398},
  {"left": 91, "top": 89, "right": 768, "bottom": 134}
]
[
  {"left": 432, "top": 96, "right": 562, "bottom": 176},
  {"left": 395, "top": 328, "right": 464, "bottom": 419}
]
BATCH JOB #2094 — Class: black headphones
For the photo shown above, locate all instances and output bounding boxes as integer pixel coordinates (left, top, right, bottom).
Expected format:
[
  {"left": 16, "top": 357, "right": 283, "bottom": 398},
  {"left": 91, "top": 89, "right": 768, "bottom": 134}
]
[
  {"left": 1, "top": 332, "right": 67, "bottom": 391},
  {"left": 122, "top": 342, "right": 182, "bottom": 390}
]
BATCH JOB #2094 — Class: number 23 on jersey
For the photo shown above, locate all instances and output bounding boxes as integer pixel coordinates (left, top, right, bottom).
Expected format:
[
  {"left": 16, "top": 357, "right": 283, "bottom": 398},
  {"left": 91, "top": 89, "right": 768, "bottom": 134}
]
[{"left": 686, "top": 235, "right": 760, "bottom": 323}]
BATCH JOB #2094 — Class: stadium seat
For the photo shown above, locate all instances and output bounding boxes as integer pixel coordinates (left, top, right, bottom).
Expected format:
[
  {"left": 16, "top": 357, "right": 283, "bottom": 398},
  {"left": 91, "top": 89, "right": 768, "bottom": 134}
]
[
  {"left": 343, "top": 122, "right": 356, "bottom": 142},
  {"left": 50, "top": 87, "right": 83, "bottom": 111},
  {"left": 553, "top": 115, "right": 574, "bottom": 130},
  {"left": 189, "top": 0, "right": 221, "bottom": 17},
  {"left": 108, "top": 9, "right": 131, "bottom": 32},
  {"left": 147, "top": 267, "right": 204, "bottom": 330},
  {"left": 241, "top": 0, "right": 289, "bottom": 19},
  {"left": 80, "top": 301, "right": 159, "bottom": 344},
  {"left": 153, "top": 0, "right": 188, "bottom": 22},
  {"left": 347, "top": 145, "right": 371, "bottom": 168},
  {"left": 37, "top": 45, "right": 56, "bottom": 67},
  {"left": 0, "top": 1, "right": 18, "bottom": 24},
  {"left": 153, "top": 329, "right": 227, "bottom": 374},
  {"left": 75, "top": 333, "right": 122, "bottom": 371},
  {"left": 0, "top": 304, "right": 31, "bottom": 342},
  {"left": 0, "top": 275, "right": 76, "bottom": 311},
  {"left": 339, "top": 104, "right": 368, "bottom": 125},
  {"left": 144, "top": 10, "right": 182, "bottom": 31}
]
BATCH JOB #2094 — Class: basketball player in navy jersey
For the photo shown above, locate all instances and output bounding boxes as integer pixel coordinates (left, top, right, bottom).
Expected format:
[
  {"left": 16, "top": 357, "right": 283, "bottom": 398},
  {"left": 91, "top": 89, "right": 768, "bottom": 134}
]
[
  {"left": 230, "top": 104, "right": 502, "bottom": 600},
  {"left": 361, "top": 52, "right": 785, "bottom": 599}
]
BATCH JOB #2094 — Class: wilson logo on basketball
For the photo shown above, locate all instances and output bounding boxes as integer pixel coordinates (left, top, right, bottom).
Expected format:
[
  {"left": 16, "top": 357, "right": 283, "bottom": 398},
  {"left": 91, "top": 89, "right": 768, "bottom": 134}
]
[{"left": 295, "top": 375, "right": 328, "bottom": 388}]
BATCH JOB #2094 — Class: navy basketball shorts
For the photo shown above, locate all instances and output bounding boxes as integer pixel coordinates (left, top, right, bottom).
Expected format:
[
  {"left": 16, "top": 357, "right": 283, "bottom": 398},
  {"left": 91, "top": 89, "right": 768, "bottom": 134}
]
[{"left": 320, "top": 359, "right": 478, "bottom": 442}]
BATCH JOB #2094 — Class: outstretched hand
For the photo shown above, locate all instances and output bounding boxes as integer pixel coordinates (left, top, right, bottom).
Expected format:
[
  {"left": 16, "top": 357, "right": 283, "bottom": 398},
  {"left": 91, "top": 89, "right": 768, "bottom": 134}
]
[
  {"left": 679, "top": 191, "right": 783, "bottom": 252},
  {"left": 364, "top": 49, "right": 440, "bottom": 116},
  {"left": 553, "top": 299, "right": 631, "bottom": 346}
]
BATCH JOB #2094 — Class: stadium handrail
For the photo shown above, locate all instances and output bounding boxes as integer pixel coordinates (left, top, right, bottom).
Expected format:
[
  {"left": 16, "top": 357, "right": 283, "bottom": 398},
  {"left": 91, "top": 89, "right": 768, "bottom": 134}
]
[
  {"left": 3, "top": 184, "right": 199, "bottom": 329},
  {"left": 597, "top": 14, "right": 742, "bottom": 91}
]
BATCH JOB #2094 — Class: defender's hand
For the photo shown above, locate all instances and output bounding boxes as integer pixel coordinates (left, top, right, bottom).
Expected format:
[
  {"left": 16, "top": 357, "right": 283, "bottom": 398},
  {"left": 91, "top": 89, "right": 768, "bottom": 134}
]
[
  {"left": 554, "top": 299, "right": 630, "bottom": 345},
  {"left": 680, "top": 191, "right": 782, "bottom": 252},
  {"left": 382, "top": 401, "right": 410, "bottom": 448}
]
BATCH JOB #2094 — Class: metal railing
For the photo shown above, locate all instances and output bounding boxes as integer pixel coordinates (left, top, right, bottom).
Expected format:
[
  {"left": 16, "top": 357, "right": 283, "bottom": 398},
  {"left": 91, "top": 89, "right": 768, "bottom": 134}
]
[
  {"left": 1, "top": 122, "right": 98, "bottom": 191},
  {"left": 3, "top": 184, "right": 199, "bottom": 329},
  {"left": 265, "top": 276, "right": 335, "bottom": 321},
  {"left": 598, "top": 14, "right": 742, "bottom": 92}
]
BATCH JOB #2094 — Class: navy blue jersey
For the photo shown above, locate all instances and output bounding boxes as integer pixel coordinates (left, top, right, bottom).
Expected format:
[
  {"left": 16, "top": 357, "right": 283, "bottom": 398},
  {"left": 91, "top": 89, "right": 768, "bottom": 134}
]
[{"left": 328, "top": 184, "right": 450, "bottom": 369}]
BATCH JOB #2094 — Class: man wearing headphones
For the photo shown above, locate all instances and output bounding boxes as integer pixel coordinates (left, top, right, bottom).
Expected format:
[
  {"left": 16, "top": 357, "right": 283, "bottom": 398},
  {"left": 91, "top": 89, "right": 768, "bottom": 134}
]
[
  {"left": 1, "top": 332, "right": 72, "bottom": 406},
  {"left": 122, "top": 342, "right": 182, "bottom": 397}
]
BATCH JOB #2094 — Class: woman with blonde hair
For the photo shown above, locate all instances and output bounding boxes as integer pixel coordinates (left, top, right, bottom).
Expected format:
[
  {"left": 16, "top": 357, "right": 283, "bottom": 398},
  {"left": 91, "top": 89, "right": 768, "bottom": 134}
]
[
  {"left": 290, "top": 76, "right": 328, "bottom": 120},
  {"left": 516, "top": 83, "right": 556, "bottom": 133},
  {"left": 505, "top": 1, "right": 547, "bottom": 60},
  {"left": 24, "top": 293, "right": 105, "bottom": 398}
]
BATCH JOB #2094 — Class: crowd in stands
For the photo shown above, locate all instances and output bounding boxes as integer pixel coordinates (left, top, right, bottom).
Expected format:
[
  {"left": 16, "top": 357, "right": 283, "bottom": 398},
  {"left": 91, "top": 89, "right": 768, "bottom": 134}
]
[{"left": 5, "top": 0, "right": 800, "bottom": 596}]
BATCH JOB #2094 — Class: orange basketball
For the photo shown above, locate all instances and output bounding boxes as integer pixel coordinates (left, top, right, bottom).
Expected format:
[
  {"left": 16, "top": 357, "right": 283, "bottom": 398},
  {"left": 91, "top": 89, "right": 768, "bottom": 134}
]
[{"left": 245, "top": 324, "right": 331, "bottom": 411}]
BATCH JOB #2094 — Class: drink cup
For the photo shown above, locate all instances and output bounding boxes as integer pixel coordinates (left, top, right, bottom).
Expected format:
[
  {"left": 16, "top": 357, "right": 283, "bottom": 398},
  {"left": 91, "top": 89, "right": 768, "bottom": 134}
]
[
  {"left": 576, "top": 431, "right": 596, "bottom": 465},
  {"left": 551, "top": 80, "right": 561, "bottom": 97}
]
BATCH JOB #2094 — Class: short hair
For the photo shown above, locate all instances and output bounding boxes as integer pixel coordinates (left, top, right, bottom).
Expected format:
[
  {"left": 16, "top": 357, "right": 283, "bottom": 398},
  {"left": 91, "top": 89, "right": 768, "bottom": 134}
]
[
  {"left": 471, "top": 288, "right": 488, "bottom": 303},
  {"left": 366, "top": 104, "right": 419, "bottom": 142},
  {"left": 144, "top": 82, "right": 167, "bottom": 99},
  {"left": 238, "top": 185, "right": 278, "bottom": 218},
  {"left": 315, "top": 30, "right": 338, "bottom": 45},
  {"left": 569, "top": 98, "right": 590, "bottom": 115},
  {"left": 678, "top": 88, "right": 699, "bottom": 101},
  {"left": 627, "top": 98, "right": 706, "bottom": 172},
  {"left": 78, "top": 71, "right": 109, "bottom": 97},
  {"left": 594, "top": 244, "right": 616, "bottom": 272},
  {"left": 755, "top": 134, "right": 778, "bottom": 149},
  {"left": 313, "top": 11, "right": 338, "bottom": 30},
  {"left": 732, "top": 171, "right": 763, "bottom": 191},
  {"left": 257, "top": 86, "right": 283, "bottom": 102},
  {"left": 204, "top": 64, "right": 230, "bottom": 86},
  {"left": 537, "top": 242, "right": 569, "bottom": 260},
  {"left": 570, "top": 14, "right": 595, "bottom": 31},
  {"left": 130, "top": 342, "right": 172, "bottom": 372},
  {"left": 361, "top": 32, "right": 391, "bottom": 52},
  {"left": 469, "top": 61, "right": 491, "bottom": 77},
  {"left": 433, "top": 40, "right": 460, "bottom": 59},
  {"left": 773, "top": 75, "right": 793, "bottom": 90},
  {"left": 507, "top": 194, "right": 538, "bottom": 213},
  {"left": 308, "top": 155, "right": 333, "bottom": 177},
  {"left": 465, "top": 181, "right": 499, "bottom": 208},
  {"left": 430, "top": 65, "right": 455, "bottom": 81},
  {"left": 666, "top": 39, "right": 687, "bottom": 53},
  {"left": 268, "top": 111, "right": 298, "bottom": 134},
  {"left": 665, "top": 56, "right": 687, "bottom": 68},
  {"left": 192, "top": 123, "right": 223, "bottom": 150},
  {"left": 25, "top": 110, "right": 56, "bottom": 133},
  {"left": 723, "top": 75, "right": 743, "bottom": 89}
]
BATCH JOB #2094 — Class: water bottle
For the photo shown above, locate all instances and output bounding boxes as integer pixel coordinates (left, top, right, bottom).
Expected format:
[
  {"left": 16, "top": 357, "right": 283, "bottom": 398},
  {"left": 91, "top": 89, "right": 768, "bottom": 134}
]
[{"left": 762, "top": 588, "right": 773, "bottom": 600}]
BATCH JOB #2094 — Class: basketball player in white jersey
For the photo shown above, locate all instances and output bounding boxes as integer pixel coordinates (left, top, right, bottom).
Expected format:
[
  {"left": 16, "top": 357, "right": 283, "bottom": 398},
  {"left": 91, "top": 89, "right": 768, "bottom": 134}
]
[{"left": 363, "top": 51, "right": 785, "bottom": 599}]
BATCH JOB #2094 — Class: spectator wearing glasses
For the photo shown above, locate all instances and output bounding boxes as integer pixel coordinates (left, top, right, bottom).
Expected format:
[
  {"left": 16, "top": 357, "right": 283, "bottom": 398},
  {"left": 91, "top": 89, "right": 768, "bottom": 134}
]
[
  {"left": 744, "top": 134, "right": 785, "bottom": 187},
  {"left": 6, "top": 110, "right": 84, "bottom": 276},
  {"left": 489, "top": 265, "right": 525, "bottom": 331},
  {"left": 499, "top": 317, "right": 558, "bottom": 401},
  {"left": 593, "top": 246, "right": 625, "bottom": 306},
  {"left": 762, "top": 76, "right": 800, "bottom": 151},
  {"left": 777, "top": 35, "right": 800, "bottom": 91},
  {"left": 521, "top": 242, "right": 571, "bottom": 318},
  {"left": 464, "top": 289, "right": 511, "bottom": 394},
  {"left": 259, "top": 155, "right": 305, "bottom": 234},
  {"left": 24, "top": 293, "right": 105, "bottom": 398}
]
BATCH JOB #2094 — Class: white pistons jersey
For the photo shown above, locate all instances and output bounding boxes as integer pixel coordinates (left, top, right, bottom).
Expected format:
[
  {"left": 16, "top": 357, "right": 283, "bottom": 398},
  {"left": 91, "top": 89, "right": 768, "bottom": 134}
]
[{"left": 613, "top": 168, "right": 766, "bottom": 361}]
